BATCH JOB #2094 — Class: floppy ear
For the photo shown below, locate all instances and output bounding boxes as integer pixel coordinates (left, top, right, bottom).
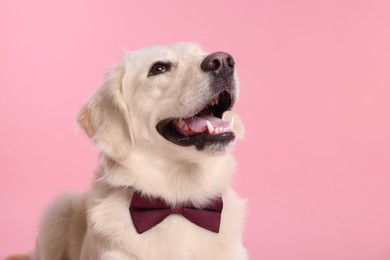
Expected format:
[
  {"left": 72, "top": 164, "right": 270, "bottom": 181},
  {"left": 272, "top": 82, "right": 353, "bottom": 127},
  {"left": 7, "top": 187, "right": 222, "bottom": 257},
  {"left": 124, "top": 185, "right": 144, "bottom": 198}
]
[{"left": 77, "top": 63, "right": 134, "bottom": 159}]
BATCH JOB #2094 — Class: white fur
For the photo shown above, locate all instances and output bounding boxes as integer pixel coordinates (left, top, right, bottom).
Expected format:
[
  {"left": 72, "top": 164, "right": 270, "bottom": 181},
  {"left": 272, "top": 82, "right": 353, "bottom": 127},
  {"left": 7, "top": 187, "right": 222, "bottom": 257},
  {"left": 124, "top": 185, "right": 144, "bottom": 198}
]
[{"left": 28, "top": 42, "right": 247, "bottom": 260}]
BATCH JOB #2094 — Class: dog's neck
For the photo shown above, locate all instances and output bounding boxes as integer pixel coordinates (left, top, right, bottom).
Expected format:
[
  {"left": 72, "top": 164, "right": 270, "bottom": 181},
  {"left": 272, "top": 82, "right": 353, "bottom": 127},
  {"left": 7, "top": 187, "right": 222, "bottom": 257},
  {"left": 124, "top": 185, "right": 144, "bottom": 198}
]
[{"left": 96, "top": 149, "right": 236, "bottom": 205}]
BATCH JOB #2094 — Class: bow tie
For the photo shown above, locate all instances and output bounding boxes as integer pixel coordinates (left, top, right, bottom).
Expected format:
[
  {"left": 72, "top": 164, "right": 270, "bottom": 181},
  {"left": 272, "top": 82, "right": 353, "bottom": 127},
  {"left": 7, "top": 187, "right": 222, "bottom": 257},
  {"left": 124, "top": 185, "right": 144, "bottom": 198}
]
[{"left": 129, "top": 191, "right": 223, "bottom": 234}]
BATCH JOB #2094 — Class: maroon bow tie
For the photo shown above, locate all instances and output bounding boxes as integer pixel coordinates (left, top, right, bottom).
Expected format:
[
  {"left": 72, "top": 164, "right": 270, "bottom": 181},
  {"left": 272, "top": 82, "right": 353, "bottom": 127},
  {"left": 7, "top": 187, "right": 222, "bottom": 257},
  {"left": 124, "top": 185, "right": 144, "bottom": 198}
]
[{"left": 129, "top": 191, "right": 223, "bottom": 234}]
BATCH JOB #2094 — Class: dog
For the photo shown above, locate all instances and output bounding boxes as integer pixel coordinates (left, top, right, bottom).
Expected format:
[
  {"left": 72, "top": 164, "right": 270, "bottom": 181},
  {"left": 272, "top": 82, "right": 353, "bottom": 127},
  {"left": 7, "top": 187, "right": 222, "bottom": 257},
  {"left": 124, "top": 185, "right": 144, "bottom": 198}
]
[{"left": 7, "top": 42, "right": 247, "bottom": 260}]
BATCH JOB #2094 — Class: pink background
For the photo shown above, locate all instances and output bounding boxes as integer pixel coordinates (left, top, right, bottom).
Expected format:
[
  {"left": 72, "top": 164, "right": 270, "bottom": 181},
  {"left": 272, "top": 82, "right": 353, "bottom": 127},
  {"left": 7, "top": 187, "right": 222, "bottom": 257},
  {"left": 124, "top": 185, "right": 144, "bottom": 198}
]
[{"left": 1, "top": 0, "right": 390, "bottom": 259}]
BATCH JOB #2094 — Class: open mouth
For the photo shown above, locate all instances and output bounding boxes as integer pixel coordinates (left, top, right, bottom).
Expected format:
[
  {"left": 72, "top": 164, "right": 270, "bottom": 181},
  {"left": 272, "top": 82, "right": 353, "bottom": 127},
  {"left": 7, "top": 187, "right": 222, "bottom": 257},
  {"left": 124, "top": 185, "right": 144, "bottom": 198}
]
[{"left": 156, "top": 90, "right": 235, "bottom": 150}]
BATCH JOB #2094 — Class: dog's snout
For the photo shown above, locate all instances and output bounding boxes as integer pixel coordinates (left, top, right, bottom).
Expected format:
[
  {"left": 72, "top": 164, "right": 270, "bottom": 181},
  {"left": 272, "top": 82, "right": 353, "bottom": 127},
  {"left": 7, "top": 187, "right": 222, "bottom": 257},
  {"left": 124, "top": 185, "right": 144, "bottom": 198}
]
[{"left": 201, "top": 52, "right": 235, "bottom": 76}]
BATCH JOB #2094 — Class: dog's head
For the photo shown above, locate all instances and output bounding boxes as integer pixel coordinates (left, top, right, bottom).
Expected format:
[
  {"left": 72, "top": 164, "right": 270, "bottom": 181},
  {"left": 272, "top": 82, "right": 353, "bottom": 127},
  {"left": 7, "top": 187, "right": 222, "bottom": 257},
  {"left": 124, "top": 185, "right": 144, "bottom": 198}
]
[{"left": 78, "top": 42, "right": 244, "bottom": 161}]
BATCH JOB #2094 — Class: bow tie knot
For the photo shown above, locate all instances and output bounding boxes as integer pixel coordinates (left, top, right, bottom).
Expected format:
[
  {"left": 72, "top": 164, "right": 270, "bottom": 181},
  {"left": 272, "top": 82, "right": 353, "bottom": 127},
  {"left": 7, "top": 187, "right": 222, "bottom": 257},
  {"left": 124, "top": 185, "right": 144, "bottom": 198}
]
[
  {"left": 170, "top": 207, "right": 184, "bottom": 215},
  {"left": 129, "top": 191, "right": 223, "bottom": 234}
]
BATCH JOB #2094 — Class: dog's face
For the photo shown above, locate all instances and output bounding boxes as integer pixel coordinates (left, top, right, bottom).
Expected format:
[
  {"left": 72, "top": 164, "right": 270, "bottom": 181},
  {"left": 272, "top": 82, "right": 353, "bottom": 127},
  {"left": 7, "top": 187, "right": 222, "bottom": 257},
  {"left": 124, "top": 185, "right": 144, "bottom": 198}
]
[{"left": 78, "top": 42, "right": 243, "bottom": 160}]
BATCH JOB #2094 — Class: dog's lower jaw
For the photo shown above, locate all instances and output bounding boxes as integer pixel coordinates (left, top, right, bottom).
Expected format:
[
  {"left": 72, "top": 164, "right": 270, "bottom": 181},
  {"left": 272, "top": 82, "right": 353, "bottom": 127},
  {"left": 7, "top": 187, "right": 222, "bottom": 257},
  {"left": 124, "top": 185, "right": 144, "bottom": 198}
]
[
  {"left": 156, "top": 118, "right": 236, "bottom": 152},
  {"left": 200, "top": 141, "right": 234, "bottom": 152}
]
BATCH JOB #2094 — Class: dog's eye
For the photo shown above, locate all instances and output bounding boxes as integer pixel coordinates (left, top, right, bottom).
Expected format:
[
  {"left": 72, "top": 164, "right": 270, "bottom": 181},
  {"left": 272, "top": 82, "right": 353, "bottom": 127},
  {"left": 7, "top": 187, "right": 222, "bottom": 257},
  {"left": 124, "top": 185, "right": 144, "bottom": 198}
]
[{"left": 148, "top": 62, "right": 171, "bottom": 77}]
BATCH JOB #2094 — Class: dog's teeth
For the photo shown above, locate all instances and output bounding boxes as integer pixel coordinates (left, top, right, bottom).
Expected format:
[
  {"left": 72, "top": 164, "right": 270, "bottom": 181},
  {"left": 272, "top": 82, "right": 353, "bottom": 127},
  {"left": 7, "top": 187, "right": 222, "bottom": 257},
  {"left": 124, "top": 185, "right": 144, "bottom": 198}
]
[
  {"left": 222, "top": 113, "right": 228, "bottom": 121},
  {"left": 230, "top": 116, "right": 235, "bottom": 130},
  {"left": 206, "top": 120, "right": 214, "bottom": 134},
  {"left": 222, "top": 111, "right": 232, "bottom": 122}
]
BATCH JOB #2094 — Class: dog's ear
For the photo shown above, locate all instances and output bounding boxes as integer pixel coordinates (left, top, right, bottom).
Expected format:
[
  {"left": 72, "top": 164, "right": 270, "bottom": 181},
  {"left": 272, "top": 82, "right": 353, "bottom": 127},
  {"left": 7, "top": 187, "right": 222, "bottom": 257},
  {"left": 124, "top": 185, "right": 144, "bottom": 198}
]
[{"left": 77, "top": 63, "right": 133, "bottom": 159}]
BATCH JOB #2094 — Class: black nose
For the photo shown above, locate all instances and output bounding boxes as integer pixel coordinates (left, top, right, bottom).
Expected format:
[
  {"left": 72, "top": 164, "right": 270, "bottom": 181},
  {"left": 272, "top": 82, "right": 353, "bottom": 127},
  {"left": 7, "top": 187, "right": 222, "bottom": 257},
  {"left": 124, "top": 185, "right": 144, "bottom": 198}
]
[{"left": 201, "top": 52, "right": 235, "bottom": 76}]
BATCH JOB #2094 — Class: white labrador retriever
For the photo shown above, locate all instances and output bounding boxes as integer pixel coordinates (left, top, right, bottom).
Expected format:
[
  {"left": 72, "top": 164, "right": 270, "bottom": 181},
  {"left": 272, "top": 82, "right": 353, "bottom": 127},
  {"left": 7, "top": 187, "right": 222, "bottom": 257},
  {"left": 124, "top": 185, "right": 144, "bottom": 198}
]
[{"left": 7, "top": 42, "right": 247, "bottom": 260}]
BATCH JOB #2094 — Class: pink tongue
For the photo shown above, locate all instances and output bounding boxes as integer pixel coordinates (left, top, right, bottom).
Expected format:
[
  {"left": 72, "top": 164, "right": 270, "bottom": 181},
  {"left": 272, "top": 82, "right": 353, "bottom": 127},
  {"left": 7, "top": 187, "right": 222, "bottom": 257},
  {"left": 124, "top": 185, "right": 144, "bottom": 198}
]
[{"left": 184, "top": 115, "right": 229, "bottom": 133}]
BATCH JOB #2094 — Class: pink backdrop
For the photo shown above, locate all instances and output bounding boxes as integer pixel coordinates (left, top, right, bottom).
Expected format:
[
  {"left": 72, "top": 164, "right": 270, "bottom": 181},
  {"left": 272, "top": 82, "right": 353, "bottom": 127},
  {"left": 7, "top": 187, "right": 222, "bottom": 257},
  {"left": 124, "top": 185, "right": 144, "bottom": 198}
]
[{"left": 1, "top": 0, "right": 390, "bottom": 259}]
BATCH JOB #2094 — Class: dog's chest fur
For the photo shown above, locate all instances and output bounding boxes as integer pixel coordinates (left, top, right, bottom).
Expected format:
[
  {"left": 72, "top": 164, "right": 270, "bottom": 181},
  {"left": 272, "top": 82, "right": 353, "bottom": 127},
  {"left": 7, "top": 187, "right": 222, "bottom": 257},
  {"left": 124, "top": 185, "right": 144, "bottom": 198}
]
[{"left": 78, "top": 170, "right": 246, "bottom": 260}]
